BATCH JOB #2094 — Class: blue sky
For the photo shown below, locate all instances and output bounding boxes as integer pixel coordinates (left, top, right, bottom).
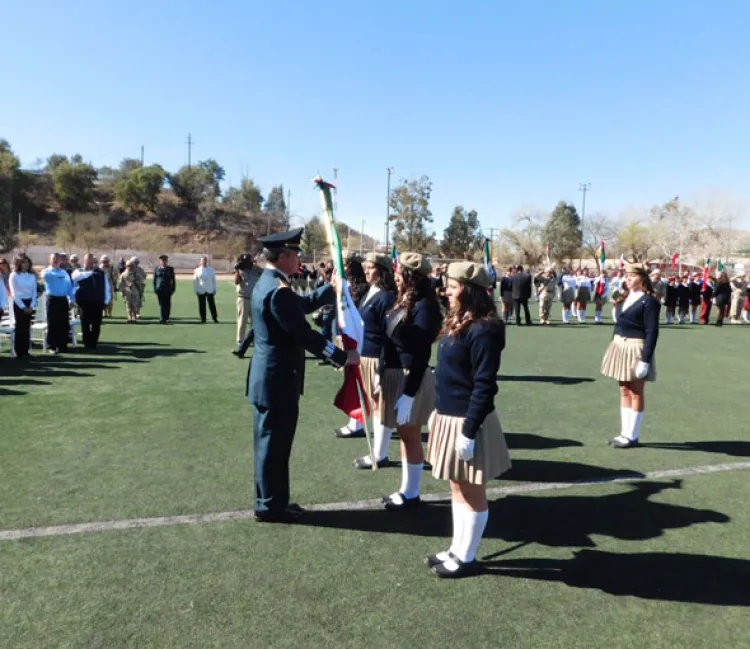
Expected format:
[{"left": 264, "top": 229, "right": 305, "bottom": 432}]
[{"left": 2, "top": 0, "right": 749, "bottom": 240}]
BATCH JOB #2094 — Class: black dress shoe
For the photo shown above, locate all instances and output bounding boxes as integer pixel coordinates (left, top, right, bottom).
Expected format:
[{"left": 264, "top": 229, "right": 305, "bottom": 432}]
[
  {"left": 354, "top": 456, "right": 390, "bottom": 470},
  {"left": 608, "top": 436, "right": 639, "bottom": 449},
  {"left": 286, "top": 502, "right": 304, "bottom": 512},
  {"left": 432, "top": 558, "right": 481, "bottom": 579},
  {"left": 425, "top": 551, "right": 456, "bottom": 568},
  {"left": 334, "top": 427, "right": 365, "bottom": 439},
  {"left": 382, "top": 493, "right": 421, "bottom": 510},
  {"left": 254, "top": 507, "right": 302, "bottom": 523}
]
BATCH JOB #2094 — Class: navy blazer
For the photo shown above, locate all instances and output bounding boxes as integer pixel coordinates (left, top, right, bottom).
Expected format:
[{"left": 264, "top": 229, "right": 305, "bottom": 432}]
[
  {"left": 435, "top": 319, "right": 505, "bottom": 439},
  {"left": 359, "top": 289, "right": 395, "bottom": 358},
  {"left": 613, "top": 294, "right": 660, "bottom": 364},
  {"left": 247, "top": 268, "right": 346, "bottom": 408}
]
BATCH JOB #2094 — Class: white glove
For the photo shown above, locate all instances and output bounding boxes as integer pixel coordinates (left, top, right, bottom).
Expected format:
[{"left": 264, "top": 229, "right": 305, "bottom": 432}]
[
  {"left": 372, "top": 373, "right": 381, "bottom": 397},
  {"left": 635, "top": 361, "right": 650, "bottom": 380},
  {"left": 395, "top": 395, "right": 414, "bottom": 426},
  {"left": 456, "top": 434, "right": 475, "bottom": 462}
]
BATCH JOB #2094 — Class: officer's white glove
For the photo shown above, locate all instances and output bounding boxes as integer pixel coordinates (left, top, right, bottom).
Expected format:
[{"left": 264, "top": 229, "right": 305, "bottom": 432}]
[
  {"left": 395, "top": 395, "right": 414, "bottom": 426},
  {"left": 456, "top": 434, "right": 475, "bottom": 462},
  {"left": 635, "top": 361, "right": 650, "bottom": 380},
  {"left": 372, "top": 372, "right": 381, "bottom": 397}
]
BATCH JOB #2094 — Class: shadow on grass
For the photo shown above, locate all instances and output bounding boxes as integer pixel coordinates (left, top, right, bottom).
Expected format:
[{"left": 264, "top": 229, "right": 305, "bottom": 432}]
[
  {"left": 639, "top": 441, "right": 750, "bottom": 457},
  {"left": 499, "top": 458, "right": 642, "bottom": 483},
  {"left": 483, "top": 550, "right": 750, "bottom": 606},
  {"left": 499, "top": 375, "right": 595, "bottom": 385},
  {"left": 504, "top": 432, "right": 584, "bottom": 450},
  {"left": 0, "top": 387, "right": 26, "bottom": 395},
  {"left": 302, "top": 480, "right": 733, "bottom": 604}
]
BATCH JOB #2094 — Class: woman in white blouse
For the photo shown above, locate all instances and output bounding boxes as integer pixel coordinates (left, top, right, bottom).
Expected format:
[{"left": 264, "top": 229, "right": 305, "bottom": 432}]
[
  {"left": 575, "top": 268, "right": 594, "bottom": 323},
  {"left": 9, "top": 254, "right": 38, "bottom": 358},
  {"left": 193, "top": 256, "right": 218, "bottom": 323}
]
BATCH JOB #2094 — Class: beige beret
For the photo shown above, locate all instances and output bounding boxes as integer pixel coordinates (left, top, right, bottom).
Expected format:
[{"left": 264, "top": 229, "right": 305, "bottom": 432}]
[
  {"left": 398, "top": 252, "right": 432, "bottom": 276},
  {"left": 364, "top": 252, "right": 393, "bottom": 271},
  {"left": 343, "top": 249, "right": 362, "bottom": 263},
  {"left": 625, "top": 262, "right": 648, "bottom": 275},
  {"left": 447, "top": 261, "right": 493, "bottom": 289}
]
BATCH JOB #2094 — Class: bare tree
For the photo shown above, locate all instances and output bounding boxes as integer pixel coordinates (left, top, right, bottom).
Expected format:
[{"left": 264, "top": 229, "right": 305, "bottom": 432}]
[
  {"left": 582, "top": 211, "right": 620, "bottom": 270},
  {"left": 500, "top": 209, "right": 546, "bottom": 267}
]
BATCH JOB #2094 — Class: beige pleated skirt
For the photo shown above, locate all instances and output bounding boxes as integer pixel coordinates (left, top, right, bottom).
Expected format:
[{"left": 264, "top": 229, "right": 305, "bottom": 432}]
[
  {"left": 380, "top": 367, "right": 435, "bottom": 429},
  {"left": 359, "top": 356, "right": 380, "bottom": 410},
  {"left": 601, "top": 335, "right": 657, "bottom": 382},
  {"left": 427, "top": 411, "right": 512, "bottom": 485}
]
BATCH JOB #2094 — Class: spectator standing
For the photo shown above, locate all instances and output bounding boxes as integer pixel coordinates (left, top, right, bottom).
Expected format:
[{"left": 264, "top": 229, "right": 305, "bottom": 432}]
[
  {"left": 72, "top": 253, "right": 111, "bottom": 349},
  {"left": 41, "top": 253, "right": 75, "bottom": 354},
  {"left": 713, "top": 272, "right": 732, "bottom": 327},
  {"left": 234, "top": 254, "right": 261, "bottom": 348},
  {"left": 100, "top": 255, "right": 119, "bottom": 318},
  {"left": 511, "top": 264, "right": 533, "bottom": 326},
  {"left": 9, "top": 255, "right": 37, "bottom": 358},
  {"left": 193, "top": 256, "right": 218, "bottom": 323},
  {"left": 153, "top": 254, "right": 176, "bottom": 324}
]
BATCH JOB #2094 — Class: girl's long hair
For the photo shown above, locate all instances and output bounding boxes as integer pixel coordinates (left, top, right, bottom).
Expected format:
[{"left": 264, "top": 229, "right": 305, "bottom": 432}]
[
  {"left": 391, "top": 268, "right": 438, "bottom": 323},
  {"left": 373, "top": 264, "right": 396, "bottom": 293},
  {"left": 442, "top": 282, "right": 500, "bottom": 337},
  {"left": 346, "top": 259, "right": 369, "bottom": 305}
]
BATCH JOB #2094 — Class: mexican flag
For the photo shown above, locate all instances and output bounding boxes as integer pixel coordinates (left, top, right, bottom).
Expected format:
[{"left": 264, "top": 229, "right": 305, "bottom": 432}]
[
  {"left": 314, "top": 176, "right": 370, "bottom": 426},
  {"left": 671, "top": 253, "right": 679, "bottom": 267},
  {"left": 391, "top": 244, "right": 399, "bottom": 272},
  {"left": 598, "top": 240, "right": 606, "bottom": 265},
  {"left": 702, "top": 256, "right": 712, "bottom": 287},
  {"left": 717, "top": 258, "right": 724, "bottom": 273},
  {"left": 619, "top": 254, "right": 625, "bottom": 269},
  {"left": 483, "top": 238, "right": 497, "bottom": 281}
]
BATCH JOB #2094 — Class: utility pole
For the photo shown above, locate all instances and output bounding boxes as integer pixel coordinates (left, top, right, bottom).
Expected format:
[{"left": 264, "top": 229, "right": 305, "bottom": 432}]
[
  {"left": 385, "top": 167, "right": 394, "bottom": 251},
  {"left": 487, "top": 227, "right": 498, "bottom": 262},
  {"left": 578, "top": 182, "right": 591, "bottom": 268},
  {"left": 140, "top": 145, "right": 144, "bottom": 166},
  {"left": 186, "top": 133, "right": 193, "bottom": 169}
]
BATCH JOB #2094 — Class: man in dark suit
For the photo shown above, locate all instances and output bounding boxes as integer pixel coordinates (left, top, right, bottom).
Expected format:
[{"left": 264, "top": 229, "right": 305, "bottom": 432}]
[
  {"left": 153, "top": 254, "right": 176, "bottom": 323},
  {"left": 247, "top": 228, "right": 359, "bottom": 523},
  {"left": 512, "top": 264, "right": 533, "bottom": 325}
]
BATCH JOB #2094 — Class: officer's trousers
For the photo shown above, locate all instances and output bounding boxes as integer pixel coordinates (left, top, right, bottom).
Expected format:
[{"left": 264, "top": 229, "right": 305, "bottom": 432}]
[
  {"left": 156, "top": 291, "right": 172, "bottom": 322},
  {"left": 253, "top": 402, "right": 300, "bottom": 513}
]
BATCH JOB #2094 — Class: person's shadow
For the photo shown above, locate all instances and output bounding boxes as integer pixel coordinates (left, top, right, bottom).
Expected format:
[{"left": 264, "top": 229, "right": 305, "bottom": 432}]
[
  {"left": 639, "top": 441, "right": 750, "bottom": 458},
  {"left": 302, "top": 479, "right": 729, "bottom": 550},
  {"left": 483, "top": 550, "right": 750, "bottom": 606},
  {"left": 498, "top": 375, "right": 595, "bottom": 385}
]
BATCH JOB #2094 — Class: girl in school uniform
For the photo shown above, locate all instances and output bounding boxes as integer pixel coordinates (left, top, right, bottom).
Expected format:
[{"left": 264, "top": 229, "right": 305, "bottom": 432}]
[
  {"left": 425, "top": 262, "right": 511, "bottom": 578},
  {"left": 677, "top": 273, "right": 691, "bottom": 324},
  {"left": 575, "top": 268, "right": 593, "bottom": 323},
  {"left": 348, "top": 253, "right": 397, "bottom": 469},
  {"left": 559, "top": 268, "right": 577, "bottom": 324},
  {"left": 601, "top": 264, "right": 660, "bottom": 449},
  {"left": 664, "top": 276, "right": 679, "bottom": 324},
  {"left": 380, "top": 252, "right": 443, "bottom": 510},
  {"left": 688, "top": 273, "right": 702, "bottom": 323}
]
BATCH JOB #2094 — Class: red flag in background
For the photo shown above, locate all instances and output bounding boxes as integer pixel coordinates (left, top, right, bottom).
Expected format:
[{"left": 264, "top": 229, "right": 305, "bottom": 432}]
[{"left": 671, "top": 253, "right": 679, "bottom": 267}]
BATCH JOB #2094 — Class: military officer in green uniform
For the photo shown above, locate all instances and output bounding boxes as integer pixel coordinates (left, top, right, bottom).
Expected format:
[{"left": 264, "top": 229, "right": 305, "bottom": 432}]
[{"left": 248, "top": 228, "right": 359, "bottom": 523}]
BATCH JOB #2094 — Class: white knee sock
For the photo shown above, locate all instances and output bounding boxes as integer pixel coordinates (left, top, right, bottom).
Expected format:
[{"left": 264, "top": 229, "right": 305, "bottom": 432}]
[
  {"left": 620, "top": 407, "right": 632, "bottom": 437},
  {"left": 743, "top": 311, "right": 750, "bottom": 322},
  {"left": 348, "top": 417, "right": 362, "bottom": 432},
  {"left": 625, "top": 410, "right": 644, "bottom": 441},
  {"left": 453, "top": 504, "right": 489, "bottom": 563},
  {"left": 578, "top": 308, "right": 586, "bottom": 323},
  {"left": 595, "top": 310, "right": 602, "bottom": 323},
  {"left": 373, "top": 419, "right": 391, "bottom": 462},
  {"left": 563, "top": 309, "right": 570, "bottom": 323},
  {"left": 399, "top": 462, "right": 423, "bottom": 499},
  {"left": 435, "top": 501, "right": 464, "bottom": 563}
]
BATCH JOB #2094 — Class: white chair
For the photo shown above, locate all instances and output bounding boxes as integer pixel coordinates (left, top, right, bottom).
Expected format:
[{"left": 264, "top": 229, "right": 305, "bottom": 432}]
[
  {"left": 69, "top": 307, "right": 80, "bottom": 347},
  {"left": 31, "top": 293, "right": 49, "bottom": 352},
  {"left": 0, "top": 303, "right": 17, "bottom": 358}
]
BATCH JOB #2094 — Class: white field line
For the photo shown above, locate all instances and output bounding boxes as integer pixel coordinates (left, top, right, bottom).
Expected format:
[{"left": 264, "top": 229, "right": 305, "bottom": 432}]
[{"left": 2, "top": 461, "right": 749, "bottom": 542}]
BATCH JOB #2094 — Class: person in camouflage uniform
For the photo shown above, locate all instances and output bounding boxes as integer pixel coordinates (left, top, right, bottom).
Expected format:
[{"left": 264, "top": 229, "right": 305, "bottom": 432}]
[
  {"left": 535, "top": 267, "right": 558, "bottom": 325},
  {"left": 118, "top": 259, "right": 144, "bottom": 322},
  {"left": 99, "top": 255, "right": 119, "bottom": 317},
  {"left": 130, "top": 256, "right": 147, "bottom": 318}
]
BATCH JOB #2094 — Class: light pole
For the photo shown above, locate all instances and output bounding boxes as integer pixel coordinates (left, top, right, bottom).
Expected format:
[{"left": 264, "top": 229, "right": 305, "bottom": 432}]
[
  {"left": 385, "top": 167, "right": 394, "bottom": 251},
  {"left": 578, "top": 182, "right": 591, "bottom": 267}
]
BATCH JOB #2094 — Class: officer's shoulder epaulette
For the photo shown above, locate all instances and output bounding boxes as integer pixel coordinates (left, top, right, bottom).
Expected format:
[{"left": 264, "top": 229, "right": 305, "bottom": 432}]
[{"left": 276, "top": 278, "right": 290, "bottom": 290}]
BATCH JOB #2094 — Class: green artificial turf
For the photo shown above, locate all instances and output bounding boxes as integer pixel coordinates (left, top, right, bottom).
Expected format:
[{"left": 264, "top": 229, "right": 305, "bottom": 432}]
[{"left": 1, "top": 284, "right": 749, "bottom": 648}]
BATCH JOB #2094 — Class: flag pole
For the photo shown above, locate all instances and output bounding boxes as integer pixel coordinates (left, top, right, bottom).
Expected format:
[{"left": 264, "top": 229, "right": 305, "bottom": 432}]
[{"left": 354, "top": 371, "right": 377, "bottom": 471}]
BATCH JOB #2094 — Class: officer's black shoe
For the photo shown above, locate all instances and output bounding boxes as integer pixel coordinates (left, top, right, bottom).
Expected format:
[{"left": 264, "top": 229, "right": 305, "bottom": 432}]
[
  {"left": 286, "top": 503, "right": 304, "bottom": 512},
  {"left": 253, "top": 507, "right": 303, "bottom": 524},
  {"left": 354, "top": 456, "right": 390, "bottom": 469},
  {"left": 382, "top": 492, "right": 421, "bottom": 510},
  {"left": 231, "top": 349, "right": 245, "bottom": 359},
  {"left": 432, "top": 558, "right": 481, "bottom": 579},
  {"left": 334, "top": 427, "right": 365, "bottom": 439}
]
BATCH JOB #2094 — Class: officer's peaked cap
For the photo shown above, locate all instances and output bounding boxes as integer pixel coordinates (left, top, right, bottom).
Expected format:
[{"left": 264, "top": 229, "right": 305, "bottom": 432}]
[{"left": 259, "top": 227, "right": 304, "bottom": 251}]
